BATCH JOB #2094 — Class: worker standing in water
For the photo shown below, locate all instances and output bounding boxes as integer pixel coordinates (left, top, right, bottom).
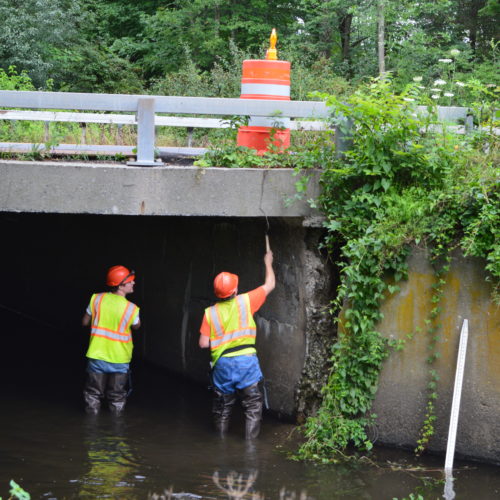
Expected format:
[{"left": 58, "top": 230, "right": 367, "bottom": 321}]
[
  {"left": 199, "top": 249, "right": 275, "bottom": 439},
  {"left": 82, "top": 266, "right": 140, "bottom": 415}
]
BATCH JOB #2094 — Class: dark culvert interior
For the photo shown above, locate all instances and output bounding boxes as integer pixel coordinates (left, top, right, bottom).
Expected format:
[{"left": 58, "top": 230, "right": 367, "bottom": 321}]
[{"left": 1, "top": 212, "right": 314, "bottom": 417}]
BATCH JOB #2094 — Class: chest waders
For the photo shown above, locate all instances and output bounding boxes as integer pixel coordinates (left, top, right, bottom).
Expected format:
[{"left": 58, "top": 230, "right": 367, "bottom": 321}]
[
  {"left": 210, "top": 344, "right": 267, "bottom": 439},
  {"left": 84, "top": 371, "right": 130, "bottom": 415}
]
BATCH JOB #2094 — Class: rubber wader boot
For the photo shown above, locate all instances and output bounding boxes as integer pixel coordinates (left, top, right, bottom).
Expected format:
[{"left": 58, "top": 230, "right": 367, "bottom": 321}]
[
  {"left": 107, "top": 372, "right": 129, "bottom": 414},
  {"left": 240, "top": 383, "right": 263, "bottom": 440},
  {"left": 84, "top": 372, "right": 107, "bottom": 415},
  {"left": 213, "top": 390, "right": 237, "bottom": 437}
]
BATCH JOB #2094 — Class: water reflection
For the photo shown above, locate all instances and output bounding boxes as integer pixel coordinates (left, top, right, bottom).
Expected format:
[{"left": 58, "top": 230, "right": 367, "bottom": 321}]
[
  {"left": 210, "top": 469, "right": 313, "bottom": 500},
  {"left": 79, "top": 416, "right": 140, "bottom": 499},
  {"left": 149, "top": 468, "right": 313, "bottom": 500},
  {"left": 3, "top": 366, "right": 500, "bottom": 499},
  {"left": 212, "top": 470, "right": 258, "bottom": 498},
  {"left": 208, "top": 471, "right": 313, "bottom": 500}
]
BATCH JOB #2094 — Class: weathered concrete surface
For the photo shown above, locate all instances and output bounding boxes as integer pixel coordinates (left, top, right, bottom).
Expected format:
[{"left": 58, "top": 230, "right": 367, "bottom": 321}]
[
  {"left": 294, "top": 227, "right": 337, "bottom": 422},
  {"left": 372, "top": 247, "right": 500, "bottom": 463},
  {"left": 0, "top": 160, "right": 320, "bottom": 217}
]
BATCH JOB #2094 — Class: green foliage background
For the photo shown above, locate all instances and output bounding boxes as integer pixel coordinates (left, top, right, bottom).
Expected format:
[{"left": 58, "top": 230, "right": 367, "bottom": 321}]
[{"left": 0, "top": 0, "right": 497, "bottom": 96}]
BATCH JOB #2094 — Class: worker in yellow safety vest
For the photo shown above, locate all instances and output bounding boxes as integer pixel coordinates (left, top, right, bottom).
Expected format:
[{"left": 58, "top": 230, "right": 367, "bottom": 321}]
[
  {"left": 199, "top": 249, "right": 275, "bottom": 439},
  {"left": 82, "top": 265, "right": 141, "bottom": 414}
]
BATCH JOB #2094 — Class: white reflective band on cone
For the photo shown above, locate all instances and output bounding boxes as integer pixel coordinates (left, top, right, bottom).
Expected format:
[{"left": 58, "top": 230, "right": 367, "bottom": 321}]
[
  {"left": 248, "top": 117, "right": 291, "bottom": 128},
  {"left": 240, "top": 83, "right": 290, "bottom": 97}
]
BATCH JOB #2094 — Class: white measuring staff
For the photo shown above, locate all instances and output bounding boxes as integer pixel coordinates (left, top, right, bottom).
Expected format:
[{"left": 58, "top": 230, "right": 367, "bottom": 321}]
[{"left": 444, "top": 318, "right": 469, "bottom": 471}]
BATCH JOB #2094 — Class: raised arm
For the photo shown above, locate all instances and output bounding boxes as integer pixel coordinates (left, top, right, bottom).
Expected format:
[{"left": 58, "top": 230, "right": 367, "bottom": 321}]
[{"left": 262, "top": 250, "right": 275, "bottom": 295}]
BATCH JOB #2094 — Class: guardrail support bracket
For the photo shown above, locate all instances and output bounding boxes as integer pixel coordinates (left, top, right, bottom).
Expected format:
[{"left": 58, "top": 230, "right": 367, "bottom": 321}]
[{"left": 127, "top": 97, "right": 164, "bottom": 167}]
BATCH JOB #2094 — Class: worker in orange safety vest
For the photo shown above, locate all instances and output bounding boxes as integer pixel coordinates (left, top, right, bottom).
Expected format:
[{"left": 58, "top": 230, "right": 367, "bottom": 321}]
[
  {"left": 82, "top": 265, "right": 140, "bottom": 414},
  {"left": 199, "top": 249, "right": 275, "bottom": 439}
]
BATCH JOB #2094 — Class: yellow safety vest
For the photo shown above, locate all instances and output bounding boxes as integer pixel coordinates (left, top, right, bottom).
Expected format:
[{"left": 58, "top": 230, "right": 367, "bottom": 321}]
[
  {"left": 86, "top": 292, "right": 139, "bottom": 364},
  {"left": 205, "top": 293, "right": 257, "bottom": 365}
]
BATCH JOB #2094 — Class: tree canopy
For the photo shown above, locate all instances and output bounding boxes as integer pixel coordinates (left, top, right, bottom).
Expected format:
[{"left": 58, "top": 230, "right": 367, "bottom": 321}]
[{"left": 0, "top": 0, "right": 497, "bottom": 94}]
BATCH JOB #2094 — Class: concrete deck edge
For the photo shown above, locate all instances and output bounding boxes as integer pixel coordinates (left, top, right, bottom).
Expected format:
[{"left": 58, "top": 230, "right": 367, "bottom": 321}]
[{"left": 0, "top": 160, "right": 322, "bottom": 217}]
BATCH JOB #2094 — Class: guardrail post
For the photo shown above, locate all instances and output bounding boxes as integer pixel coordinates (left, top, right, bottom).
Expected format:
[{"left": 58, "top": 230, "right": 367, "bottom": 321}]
[
  {"left": 127, "top": 97, "right": 163, "bottom": 166},
  {"left": 465, "top": 112, "right": 474, "bottom": 135},
  {"left": 80, "top": 122, "right": 87, "bottom": 144},
  {"left": 334, "top": 115, "right": 353, "bottom": 158},
  {"left": 187, "top": 127, "right": 194, "bottom": 147}
]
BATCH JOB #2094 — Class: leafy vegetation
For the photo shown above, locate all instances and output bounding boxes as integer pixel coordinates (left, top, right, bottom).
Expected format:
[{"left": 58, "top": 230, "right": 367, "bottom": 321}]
[
  {"left": 186, "top": 74, "right": 489, "bottom": 461},
  {"left": 292, "top": 75, "right": 498, "bottom": 461},
  {"left": 0, "top": 66, "right": 34, "bottom": 90},
  {"left": 1, "top": 479, "right": 30, "bottom": 500},
  {"left": 191, "top": 69, "right": 498, "bottom": 463},
  {"left": 0, "top": 0, "right": 497, "bottom": 95}
]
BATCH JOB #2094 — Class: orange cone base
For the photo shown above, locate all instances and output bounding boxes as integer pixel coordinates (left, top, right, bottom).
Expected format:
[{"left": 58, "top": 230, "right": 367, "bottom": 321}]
[{"left": 237, "top": 126, "right": 290, "bottom": 155}]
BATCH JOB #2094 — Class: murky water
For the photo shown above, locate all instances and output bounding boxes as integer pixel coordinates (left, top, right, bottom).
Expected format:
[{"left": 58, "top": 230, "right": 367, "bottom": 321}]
[{"left": 2, "top": 365, "right": 500, "bottom": 500}]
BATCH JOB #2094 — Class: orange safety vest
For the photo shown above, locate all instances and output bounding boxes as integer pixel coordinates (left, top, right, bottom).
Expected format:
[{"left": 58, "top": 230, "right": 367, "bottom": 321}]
[
  {"left": 86, "top": 292, "right": 139, "bottom": 364},
  {"left": 205, "top": 293, "right": 257, "bottom": 365}
]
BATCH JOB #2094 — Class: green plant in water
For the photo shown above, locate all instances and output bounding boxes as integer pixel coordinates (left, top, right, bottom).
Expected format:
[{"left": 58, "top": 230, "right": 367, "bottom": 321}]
[{"left": 1, "top": 480, "right": 30, "bottom": 500}]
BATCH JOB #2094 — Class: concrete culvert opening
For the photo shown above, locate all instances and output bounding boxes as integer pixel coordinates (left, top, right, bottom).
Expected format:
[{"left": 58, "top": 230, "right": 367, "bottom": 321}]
[{"left": 0, "top": 212, "right": 335, "bottom": 419}]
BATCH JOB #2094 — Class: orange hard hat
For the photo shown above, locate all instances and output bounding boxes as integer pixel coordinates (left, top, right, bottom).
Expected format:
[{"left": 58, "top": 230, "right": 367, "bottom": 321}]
[
  {"left": 106, "top": 265, "right": 135, "bottom": 287},
  {"left": 214, "top": 272, "right": 238, "bottom": 299}
]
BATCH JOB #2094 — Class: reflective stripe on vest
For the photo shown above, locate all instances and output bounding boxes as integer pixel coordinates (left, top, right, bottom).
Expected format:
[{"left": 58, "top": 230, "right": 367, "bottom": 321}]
[
  {"left": 207, "top": 294, "right": 256, "bottom": 364},
  {"left": 91, "top": 293, "right": 105, "bottom": 329},
  {"left": 90, "top": 293, "right": 135, "bottom": 343},
  {"left": 118, "top": 302, "right": 138, "bottom": 334}
]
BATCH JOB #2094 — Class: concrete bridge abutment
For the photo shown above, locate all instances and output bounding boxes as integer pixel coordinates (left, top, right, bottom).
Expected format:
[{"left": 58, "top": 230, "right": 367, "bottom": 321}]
[{"left": 1, "top": 159, "right": 499, "bottom": 464}]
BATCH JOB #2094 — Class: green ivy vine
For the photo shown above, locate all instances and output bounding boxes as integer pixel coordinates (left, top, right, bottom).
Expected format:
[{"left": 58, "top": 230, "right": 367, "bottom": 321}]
[
  {"left": 295, "top": 76, "right": 499, "bottom": 461},
  {"left": 414, "top": 254, "right": 448, "bottom": 455}
]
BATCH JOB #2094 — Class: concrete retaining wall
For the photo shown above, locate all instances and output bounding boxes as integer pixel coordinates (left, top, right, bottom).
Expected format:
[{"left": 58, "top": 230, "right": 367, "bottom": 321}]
[{"left": 372, "top": 247, "right": 500, "bottom": 463}]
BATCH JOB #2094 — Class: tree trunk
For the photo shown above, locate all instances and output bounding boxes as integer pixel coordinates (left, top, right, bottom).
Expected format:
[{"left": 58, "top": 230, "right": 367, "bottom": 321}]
[
  {"left": 377, "top": 0, "right": 386, "bottom": 76},
  {"left": 468, "top": 1, "right": 480, "bottom": 55},
  {"left": 339, "top": 13, "right": 353, "bottom": 73}
]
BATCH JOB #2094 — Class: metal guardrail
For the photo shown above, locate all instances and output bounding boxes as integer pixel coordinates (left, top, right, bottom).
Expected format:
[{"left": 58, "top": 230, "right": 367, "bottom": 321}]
[
  {"left": 0, "top": 90, "right": 487, "bottom": 165},
  {"left": 0, "top": 109, "right": 328, "bottom": 149},
  {"left": 0, "top": 142, "right": 208, "bottom": 158},
  {"left": 0, "top": 109, "right": 329, "bottom": 130},
  {"left": 0, "top": 90, "right": 331, "bottom": 165}
]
